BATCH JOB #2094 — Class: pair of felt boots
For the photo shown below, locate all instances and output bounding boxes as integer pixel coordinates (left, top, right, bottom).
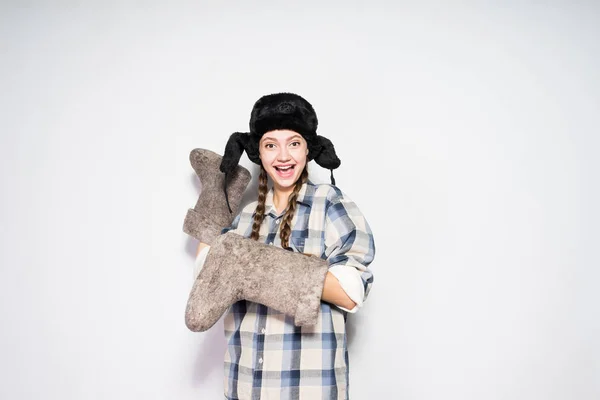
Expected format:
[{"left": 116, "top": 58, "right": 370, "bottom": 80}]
[{"left": 182, "top": 149, "right": 328, "bottom": 332}]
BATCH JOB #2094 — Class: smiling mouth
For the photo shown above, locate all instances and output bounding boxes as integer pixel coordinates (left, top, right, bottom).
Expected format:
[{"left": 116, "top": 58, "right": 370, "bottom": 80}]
[{"left": 274, "top": 165, "right": 295, "bottom": 171}]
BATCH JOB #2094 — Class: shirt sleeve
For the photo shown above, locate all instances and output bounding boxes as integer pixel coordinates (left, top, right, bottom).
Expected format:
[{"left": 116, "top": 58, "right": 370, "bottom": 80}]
[
  {"left": 323, "top": 191, "right": 376, "bottom": 313},
  {"left": 328, "top": 265, "right": 365, "bottom": 313},
  {"left": 221, "top": 212, "right": 242, "bottom": 235}
]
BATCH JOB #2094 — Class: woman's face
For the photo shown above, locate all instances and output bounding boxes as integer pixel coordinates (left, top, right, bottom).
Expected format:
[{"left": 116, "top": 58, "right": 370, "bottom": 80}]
[{"left": 259, "top": 129, "right": 308, "bottom": 192}]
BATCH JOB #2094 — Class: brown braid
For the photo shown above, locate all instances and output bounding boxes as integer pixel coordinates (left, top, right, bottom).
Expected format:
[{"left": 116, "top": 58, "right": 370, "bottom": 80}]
[
  {"left": 250, "top": 166, "right": 269, "bottom": 241},
  {"left": 279, "top": 167, "right": 309, "bottom": 249}
]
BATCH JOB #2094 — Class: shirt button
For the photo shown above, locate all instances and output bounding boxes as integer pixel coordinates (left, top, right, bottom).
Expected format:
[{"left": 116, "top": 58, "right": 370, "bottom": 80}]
[
  {"left": 276, "top": 218, "right": 280, "bottom": 224},
  {"left": 258, "top": 358, "right": 263, "bottom": 364},
  {"left": 261, "top": 328, "right": 266, "bottom": 334}
]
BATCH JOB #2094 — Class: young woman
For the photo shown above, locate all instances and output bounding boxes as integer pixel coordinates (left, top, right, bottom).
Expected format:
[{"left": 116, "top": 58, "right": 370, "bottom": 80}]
[{"left": 185, "top": 93, "right": 375, "bottom": 400}]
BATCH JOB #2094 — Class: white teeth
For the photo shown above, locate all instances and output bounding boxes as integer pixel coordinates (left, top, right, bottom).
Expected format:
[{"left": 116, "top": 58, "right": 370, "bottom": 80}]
[{"left": 276, "top": 165, "right": 293, "bottom": 171}]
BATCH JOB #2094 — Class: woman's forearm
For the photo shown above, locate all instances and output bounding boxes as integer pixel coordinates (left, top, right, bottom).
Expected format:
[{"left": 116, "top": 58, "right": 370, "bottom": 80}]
[{"left": 321, "top": 271, "right": 357, "bottom": 310}]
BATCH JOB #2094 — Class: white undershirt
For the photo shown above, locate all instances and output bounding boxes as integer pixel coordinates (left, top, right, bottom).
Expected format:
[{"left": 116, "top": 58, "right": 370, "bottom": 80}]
[{"left": 193, "top": 246, "right": 365, "bottom": 313}]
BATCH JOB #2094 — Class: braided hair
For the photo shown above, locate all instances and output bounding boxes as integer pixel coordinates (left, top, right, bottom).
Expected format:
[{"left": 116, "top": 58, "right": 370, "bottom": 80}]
[
  {"left": 250, "top": 166, "right": 309, "bottom": 249},
  {"left": 249, "top": 166, "right": 269, "bottom": 241}
]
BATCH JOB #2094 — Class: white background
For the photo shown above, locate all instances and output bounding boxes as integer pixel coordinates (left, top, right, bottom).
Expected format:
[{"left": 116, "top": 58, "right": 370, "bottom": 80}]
[{"left": 1, "top": 1, "right": 598, "bottom": 399}]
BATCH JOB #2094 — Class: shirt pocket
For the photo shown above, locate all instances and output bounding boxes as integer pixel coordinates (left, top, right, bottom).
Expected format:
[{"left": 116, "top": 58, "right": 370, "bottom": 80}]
[{"left": 290, "top": 235, "right": 324, "bottom": 258}]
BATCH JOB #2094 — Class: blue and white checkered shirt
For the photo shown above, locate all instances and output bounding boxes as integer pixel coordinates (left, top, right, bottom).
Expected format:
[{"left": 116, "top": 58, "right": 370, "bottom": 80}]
[{"left": 219, "top": 180, "right": 375, "bottom": 400}]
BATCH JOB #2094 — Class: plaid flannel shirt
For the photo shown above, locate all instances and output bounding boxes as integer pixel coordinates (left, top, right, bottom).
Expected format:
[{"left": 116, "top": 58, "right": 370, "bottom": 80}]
[{"left": 220, "top": 180, "right": 375, "bottom": 400}]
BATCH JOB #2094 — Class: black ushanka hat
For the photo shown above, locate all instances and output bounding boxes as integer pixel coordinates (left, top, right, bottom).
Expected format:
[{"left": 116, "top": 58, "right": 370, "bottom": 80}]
[{"left": 220, "top": 92, "right": 341, "bottom": 211}]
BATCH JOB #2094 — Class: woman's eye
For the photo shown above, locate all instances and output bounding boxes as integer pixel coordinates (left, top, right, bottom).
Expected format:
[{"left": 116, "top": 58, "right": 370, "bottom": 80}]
[
  {"left": 290, "top": 142, "right": 300, "bottom": 147},
  {"left": 265, "top": 143, "right": 275, "bottom": 149}
]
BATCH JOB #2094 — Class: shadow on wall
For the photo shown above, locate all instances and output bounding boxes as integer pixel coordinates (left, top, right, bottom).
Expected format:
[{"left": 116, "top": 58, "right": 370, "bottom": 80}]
[{"left": 346, "top": 315, "right": 357, "bottom": 348}]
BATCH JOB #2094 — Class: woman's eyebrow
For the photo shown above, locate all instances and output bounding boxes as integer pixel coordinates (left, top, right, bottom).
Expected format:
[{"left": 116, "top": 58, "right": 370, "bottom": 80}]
[{"left": 261, "top": 134, "right": 302, "bottom": 143}]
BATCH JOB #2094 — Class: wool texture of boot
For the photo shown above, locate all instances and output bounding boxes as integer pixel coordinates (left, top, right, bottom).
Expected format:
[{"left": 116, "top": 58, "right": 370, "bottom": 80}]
[
  {"left": 185, "top": 231, "right": 329, "bottom": 332},
  {"left": 183, "top": 148, "right": 251, "bottom": 245}
]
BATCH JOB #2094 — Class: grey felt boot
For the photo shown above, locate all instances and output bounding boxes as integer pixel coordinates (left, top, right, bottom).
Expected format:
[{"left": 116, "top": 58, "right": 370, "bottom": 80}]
[
  {"left": 185, "top": 231, "right": 329, "bottom": 332},
  {"left": 183, "top": 149, "right": 251, "bottom": 245}
]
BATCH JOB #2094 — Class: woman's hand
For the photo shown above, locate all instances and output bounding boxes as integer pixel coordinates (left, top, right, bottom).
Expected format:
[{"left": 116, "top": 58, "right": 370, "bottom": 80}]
[
  {"left": 196, "top": 241, "right": 210, "bottom": 257},
  {"left": 301, "top": 253, "right": 356, "bottom": 311},
  {"left": 321, "top": 271, "right": 357, "bottom": 311}
]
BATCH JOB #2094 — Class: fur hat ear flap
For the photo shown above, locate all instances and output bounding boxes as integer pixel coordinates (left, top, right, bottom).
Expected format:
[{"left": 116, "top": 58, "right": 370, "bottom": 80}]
[
  {"left": 312, "top": 135, "right": 341, "bottom": 186},
  {"left": 220, "top": 132, "right": 249, "bottom": 175},
  {"left": 313, "top": 135, "right": 341, "bottom": 170},
  {"left": 219, "top": 132, "right": 250, "bottom": 213}
]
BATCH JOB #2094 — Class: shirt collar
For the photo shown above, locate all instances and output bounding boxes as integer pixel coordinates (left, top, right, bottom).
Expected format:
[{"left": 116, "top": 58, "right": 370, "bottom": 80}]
[{"left": 253, "top": 180, "right": 315, "bottom": 217}]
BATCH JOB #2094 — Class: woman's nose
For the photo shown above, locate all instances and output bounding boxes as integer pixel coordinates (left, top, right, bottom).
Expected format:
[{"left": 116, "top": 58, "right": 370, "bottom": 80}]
[{"left": 277, "top": 146, "right": 291, "bottom": 161}]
